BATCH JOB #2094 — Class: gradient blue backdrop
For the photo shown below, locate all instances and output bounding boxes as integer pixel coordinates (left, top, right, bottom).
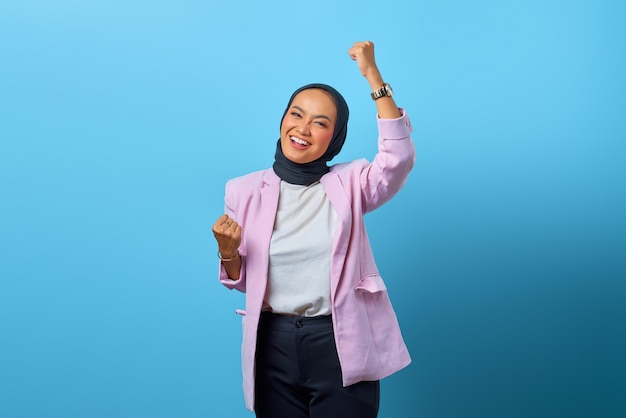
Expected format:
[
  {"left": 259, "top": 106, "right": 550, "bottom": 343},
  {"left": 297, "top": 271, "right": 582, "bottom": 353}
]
[{"left": 1, "top": 1, "right": 624, "bottom": 417}]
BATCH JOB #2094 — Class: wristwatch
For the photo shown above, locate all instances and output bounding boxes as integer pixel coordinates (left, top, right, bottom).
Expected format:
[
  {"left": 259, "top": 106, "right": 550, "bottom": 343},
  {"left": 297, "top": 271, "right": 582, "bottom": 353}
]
[{"left": 370, "top": 83, "right": 393, "bottom": 100}]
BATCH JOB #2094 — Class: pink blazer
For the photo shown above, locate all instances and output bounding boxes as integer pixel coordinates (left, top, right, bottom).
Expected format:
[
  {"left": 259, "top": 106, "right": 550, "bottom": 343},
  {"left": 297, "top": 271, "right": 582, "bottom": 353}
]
[{"left": 219, "top": 110, "right": 416, "bottom": 411}]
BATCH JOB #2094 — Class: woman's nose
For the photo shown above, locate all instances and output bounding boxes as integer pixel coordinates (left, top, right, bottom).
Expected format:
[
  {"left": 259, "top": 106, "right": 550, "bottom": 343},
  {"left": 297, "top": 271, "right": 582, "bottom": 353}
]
[{"left": 296, "top": 122, "right": 310, "bottom": 135}]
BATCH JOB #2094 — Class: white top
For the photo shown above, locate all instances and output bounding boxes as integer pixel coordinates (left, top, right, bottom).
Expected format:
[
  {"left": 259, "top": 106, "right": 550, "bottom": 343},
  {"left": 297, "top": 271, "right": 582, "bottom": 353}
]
[{"left": 263, "top": 181, "right": 338, "bottom": 316}]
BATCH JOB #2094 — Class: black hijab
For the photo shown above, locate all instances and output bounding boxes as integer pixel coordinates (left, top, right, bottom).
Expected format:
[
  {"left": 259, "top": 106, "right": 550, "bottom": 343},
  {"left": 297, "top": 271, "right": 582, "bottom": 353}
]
[{"left": 272, "top": 83, "right": 349, "bottom": 186}]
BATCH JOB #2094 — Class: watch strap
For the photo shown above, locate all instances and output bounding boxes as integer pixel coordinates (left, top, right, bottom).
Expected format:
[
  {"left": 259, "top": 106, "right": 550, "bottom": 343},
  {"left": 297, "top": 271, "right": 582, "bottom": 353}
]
[{"left": 370, "top": 83, "right": 393, "bottom": 100}]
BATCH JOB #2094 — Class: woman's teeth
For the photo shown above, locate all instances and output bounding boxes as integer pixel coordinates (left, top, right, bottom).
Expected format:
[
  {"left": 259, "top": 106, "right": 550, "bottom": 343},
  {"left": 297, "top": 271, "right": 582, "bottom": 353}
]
[{"left": 291, "top": 136, "right": 310, "bottom": 146}]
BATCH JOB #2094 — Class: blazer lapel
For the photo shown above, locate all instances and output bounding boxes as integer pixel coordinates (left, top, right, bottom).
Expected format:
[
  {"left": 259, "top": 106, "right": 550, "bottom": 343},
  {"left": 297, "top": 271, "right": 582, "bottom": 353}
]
[
  {"left": 243, "top": 170, "right": 280, "bottom": 261},
  {"left": 258, "top": 170, "right": 281, "bottom": 247},
  {"left": 321, "top": 171, "right": 353, "bottom": 299},
  {"left": 249, "top": 170, "right": 280, "bottom": 308}
]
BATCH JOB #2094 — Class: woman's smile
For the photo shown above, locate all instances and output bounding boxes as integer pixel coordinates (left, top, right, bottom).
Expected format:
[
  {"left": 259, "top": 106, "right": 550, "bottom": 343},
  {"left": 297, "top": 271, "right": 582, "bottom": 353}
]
[{"left": 290, "top": 135, "right": 311, "bottom": 148}]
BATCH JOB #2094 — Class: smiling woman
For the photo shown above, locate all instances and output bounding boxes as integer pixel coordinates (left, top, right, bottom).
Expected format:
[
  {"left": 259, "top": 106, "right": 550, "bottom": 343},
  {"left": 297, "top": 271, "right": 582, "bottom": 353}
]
[{"left": 211, "top": 41, "right": 415, "bottom": 418}]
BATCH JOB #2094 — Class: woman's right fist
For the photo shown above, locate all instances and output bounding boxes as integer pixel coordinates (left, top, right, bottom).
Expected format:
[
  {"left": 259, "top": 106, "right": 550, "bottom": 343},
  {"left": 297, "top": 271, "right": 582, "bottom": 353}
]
[{"left": 212, "top": 214, "right": 241, "bottom": 258}]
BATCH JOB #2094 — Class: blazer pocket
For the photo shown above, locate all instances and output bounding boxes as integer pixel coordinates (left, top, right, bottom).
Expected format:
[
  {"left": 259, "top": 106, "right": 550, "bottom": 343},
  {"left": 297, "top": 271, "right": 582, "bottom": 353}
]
[{"left": 355, "top": 274, "right": 388, "bottom": 293}]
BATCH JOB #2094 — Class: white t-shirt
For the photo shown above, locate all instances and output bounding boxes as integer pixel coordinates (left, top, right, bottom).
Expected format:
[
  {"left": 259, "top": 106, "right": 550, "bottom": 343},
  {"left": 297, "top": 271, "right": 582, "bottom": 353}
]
[{"left": 263, "top": 181, "right": 338, "bottom": 316}]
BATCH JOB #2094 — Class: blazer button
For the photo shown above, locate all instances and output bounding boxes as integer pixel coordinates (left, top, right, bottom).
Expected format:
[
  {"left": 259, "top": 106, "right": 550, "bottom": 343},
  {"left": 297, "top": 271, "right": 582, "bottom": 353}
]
[{"left": 295, "top": 320, "right": 303, "bottom": 329}]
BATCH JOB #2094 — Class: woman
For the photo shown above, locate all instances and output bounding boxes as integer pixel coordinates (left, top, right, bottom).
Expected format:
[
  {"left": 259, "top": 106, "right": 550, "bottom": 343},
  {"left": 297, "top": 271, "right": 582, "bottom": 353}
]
[{"left": 212, "top": 41, "right": 415, "bottom": 417}]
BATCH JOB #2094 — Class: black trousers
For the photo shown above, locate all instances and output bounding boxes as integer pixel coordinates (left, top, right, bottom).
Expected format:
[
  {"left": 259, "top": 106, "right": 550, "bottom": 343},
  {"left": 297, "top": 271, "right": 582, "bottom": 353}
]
[{"left": 254, "top": 312, "right": 380, "bottom": 418}]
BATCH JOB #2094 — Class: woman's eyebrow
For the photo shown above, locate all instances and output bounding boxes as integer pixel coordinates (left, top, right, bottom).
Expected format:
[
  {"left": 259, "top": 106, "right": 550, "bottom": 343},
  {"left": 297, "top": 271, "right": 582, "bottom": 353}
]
[{"left": 291, "top": 105, "right": 332, "bottom": 122}]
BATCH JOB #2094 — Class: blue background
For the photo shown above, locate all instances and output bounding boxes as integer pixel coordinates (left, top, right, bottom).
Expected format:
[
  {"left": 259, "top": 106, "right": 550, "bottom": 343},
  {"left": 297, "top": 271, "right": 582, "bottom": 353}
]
[{"left": 1, "top": 1, "right": 625, "bottom": 417}]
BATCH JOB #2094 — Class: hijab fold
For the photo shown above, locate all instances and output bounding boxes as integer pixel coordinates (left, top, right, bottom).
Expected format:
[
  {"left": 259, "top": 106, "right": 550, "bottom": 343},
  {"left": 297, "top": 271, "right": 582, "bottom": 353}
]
[{"left": 272, "top": 83, "right": 349, "bottom": 186}]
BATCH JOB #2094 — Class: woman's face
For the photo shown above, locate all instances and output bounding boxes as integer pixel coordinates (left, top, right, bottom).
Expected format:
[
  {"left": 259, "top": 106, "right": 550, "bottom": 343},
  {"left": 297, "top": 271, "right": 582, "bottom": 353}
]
[{"left": 280, "top": 88, "right": 337, "bottom": 164}]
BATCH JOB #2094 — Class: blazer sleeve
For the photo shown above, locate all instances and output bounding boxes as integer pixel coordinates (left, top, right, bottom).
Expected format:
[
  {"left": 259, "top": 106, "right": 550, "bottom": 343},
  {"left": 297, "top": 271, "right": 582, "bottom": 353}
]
[{"left": 360, "top": 108, "right": 416, "bottom": 213}]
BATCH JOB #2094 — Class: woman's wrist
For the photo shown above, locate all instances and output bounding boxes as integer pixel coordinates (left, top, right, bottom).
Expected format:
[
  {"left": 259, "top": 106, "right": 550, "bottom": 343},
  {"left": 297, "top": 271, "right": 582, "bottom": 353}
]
[
  {"left": 218, "top": 250, "right": 240, "bottom": 262},
  {"left": 365, "top": 69, "right": 384, "bottom": 90}
]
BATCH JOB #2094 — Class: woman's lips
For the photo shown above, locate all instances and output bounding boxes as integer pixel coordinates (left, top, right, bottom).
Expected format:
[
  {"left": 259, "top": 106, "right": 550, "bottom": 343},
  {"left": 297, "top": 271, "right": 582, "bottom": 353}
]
[{"left": 290, "top": 136, "right": 310, "bottom": 149}]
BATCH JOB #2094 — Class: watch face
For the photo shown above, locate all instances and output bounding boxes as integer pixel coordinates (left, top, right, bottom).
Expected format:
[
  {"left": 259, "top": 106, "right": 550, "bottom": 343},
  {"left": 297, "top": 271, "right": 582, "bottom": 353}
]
[{"left": 384, "top": 83, "right": 393, "bottom": 96}]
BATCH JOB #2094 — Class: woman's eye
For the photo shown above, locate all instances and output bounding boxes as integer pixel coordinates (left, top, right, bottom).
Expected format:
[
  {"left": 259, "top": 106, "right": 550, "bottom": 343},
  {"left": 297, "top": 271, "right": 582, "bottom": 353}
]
[
  {"left": 290, "top": 112, "right": 302, "bottom": 118},
  {"left": 315, "top": 121, "right": 327, "bottom": 128}
]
